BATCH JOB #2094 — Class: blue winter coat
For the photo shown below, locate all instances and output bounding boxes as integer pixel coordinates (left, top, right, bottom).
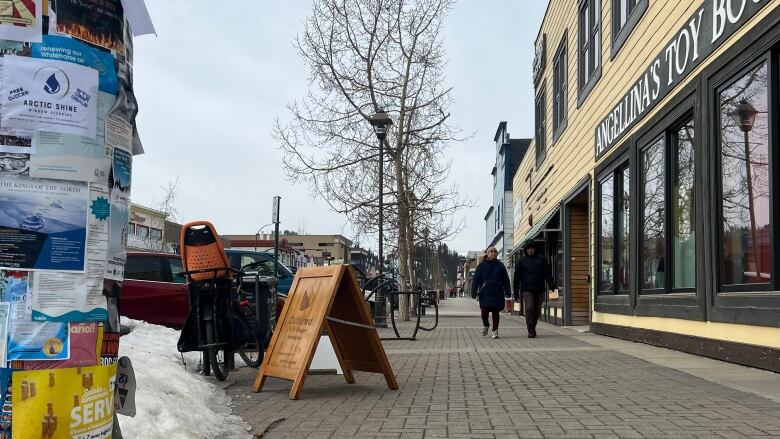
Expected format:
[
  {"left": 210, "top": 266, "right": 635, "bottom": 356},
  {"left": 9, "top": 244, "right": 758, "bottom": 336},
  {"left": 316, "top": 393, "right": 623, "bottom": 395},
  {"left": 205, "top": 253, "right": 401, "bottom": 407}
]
[{"left": 472, "top": 259, "right": 511, "bottom": 309}]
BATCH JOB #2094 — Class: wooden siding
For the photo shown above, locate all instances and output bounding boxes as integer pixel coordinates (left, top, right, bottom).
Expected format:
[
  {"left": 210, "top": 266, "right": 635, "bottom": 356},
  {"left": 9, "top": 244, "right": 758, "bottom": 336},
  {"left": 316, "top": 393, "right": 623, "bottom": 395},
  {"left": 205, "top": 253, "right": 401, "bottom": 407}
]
[{"left": 512, "top": 0, "right": 780, "bottom": 310}]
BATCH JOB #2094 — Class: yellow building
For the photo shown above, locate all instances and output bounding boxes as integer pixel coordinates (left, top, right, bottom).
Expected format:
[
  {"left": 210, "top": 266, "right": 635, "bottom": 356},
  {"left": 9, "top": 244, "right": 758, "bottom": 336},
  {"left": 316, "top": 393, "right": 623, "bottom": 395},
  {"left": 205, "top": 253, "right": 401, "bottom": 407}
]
[{"left": 515, "top": 0, "right": 780, "bottom": 371}]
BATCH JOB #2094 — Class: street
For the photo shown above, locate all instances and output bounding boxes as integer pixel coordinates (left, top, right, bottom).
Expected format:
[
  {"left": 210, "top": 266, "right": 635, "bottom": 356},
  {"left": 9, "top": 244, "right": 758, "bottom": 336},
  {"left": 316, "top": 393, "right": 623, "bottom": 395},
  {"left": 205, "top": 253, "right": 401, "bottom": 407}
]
[{"left": 225, "top": 299, "right": 780, "bottom": 438}]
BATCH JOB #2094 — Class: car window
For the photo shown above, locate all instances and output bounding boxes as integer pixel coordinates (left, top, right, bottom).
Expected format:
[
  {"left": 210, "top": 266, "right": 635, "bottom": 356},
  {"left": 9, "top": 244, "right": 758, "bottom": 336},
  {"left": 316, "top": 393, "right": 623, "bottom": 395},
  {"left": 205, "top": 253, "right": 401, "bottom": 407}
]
[
  {"left": 167, "top": 258, "right": 186, "bottom": 284},
  {"left": 125, "top": 256, "right": 164, "bottom": 282},
  {"left": 239, "top": 254, "right": 274, "bottom": 276}
]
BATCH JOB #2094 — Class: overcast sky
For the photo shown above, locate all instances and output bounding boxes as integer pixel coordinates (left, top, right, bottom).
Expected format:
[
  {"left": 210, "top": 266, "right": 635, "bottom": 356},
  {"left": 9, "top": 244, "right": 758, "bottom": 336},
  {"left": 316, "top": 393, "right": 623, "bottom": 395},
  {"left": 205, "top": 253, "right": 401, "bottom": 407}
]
[{"left": 132, "top": 1, "right": 547, "bottom": 255}]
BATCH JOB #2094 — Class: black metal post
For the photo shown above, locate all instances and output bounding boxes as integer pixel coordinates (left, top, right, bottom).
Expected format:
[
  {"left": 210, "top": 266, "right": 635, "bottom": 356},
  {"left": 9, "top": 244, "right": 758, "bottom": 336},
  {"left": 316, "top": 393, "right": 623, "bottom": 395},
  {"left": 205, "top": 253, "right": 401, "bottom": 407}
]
[{"left": 375, "top": 138, "right": 387, "bottom": 328}]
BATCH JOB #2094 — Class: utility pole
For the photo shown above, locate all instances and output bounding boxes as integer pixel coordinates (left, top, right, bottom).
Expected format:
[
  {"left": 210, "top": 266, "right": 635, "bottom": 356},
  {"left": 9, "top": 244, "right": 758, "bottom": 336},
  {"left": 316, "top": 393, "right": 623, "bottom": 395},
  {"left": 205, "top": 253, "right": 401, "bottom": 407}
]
[{"left": 272, "top": 196, "right": 281, "bottom": 277}]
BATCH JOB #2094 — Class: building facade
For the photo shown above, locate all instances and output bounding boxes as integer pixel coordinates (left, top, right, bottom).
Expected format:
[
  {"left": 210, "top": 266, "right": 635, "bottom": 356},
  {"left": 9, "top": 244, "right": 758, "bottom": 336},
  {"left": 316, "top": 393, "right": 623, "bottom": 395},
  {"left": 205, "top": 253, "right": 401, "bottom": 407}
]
[
  {"left": 224, "top": 233, "right": 353, "bottom": 267},
  {"left": 516, "top": 0, "right": 780, "bottom": 371},
  {"left": 485, "top": 122, "right": 530, "bottom": 262},
  {"left": 127, "top": 204, "right": 170, "bottom": 253}
]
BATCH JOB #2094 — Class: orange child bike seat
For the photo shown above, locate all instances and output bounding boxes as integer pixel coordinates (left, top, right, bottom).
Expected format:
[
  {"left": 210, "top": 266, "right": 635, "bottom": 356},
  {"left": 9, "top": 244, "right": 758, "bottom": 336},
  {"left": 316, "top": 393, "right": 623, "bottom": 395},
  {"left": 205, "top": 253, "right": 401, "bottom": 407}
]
[{"left": 179, "top": 221, "right": 232, "bottom": 282}]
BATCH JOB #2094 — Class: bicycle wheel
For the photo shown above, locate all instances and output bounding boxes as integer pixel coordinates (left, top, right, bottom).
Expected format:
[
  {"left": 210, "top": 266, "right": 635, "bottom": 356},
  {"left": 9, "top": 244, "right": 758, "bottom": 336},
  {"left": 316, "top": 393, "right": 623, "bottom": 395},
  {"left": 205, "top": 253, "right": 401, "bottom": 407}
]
[
  {"left": 204, "top": 319, "right": 229, "bottom": 381},
  {"left": 238, "top": 330, "right": 264, "bottom": 368}
]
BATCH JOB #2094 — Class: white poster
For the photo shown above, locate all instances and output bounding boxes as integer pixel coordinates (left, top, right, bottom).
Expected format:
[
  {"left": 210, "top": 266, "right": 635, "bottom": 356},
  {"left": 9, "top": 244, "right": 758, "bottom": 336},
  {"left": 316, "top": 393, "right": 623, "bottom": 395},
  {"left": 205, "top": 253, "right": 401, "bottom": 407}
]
[
  {"left": 0, "top": 55, "right": 99, "bottom": 138},
  {"left": 29, "top": 92, "right": 114, "bottom": 183},
  {"left": 6, "top": 275, "right": 70, "bottom": 361},
  {"left": 0, "top": 0, "right": 42, "bottom": 43},
  {"left": 31, "top": 184, "right": 110, "bottom": 321},
  {"left": 0, "top": 129, "right": 35, "bottom": 154},
  {"left": 0, "top": 302, "right": 9, "bottom": 365}
]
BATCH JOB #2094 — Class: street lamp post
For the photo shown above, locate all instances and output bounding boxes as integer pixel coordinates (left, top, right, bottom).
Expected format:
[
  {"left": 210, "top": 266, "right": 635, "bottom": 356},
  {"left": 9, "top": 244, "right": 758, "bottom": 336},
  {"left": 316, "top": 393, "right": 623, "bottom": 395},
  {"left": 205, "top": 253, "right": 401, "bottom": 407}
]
[
  {"left": 729, "top": 100, "right": 763, "bottom": 281},
  {"left": 369, "top": 109, "right": 393, "bottom": 328}
]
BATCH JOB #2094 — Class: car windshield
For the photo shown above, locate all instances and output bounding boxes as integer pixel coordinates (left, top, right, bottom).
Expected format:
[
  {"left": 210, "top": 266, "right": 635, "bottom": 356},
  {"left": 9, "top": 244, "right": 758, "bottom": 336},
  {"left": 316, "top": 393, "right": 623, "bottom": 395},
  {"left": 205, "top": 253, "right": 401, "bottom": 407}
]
[{"left": 232, "top": 252, "right": 293, "bottom": 277}]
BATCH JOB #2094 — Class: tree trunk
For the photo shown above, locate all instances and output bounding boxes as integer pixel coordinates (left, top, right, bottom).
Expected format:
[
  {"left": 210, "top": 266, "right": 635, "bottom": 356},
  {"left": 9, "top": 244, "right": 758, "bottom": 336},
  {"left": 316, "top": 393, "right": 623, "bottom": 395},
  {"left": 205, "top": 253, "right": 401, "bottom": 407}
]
[{"left": 394, "top": 157, "right": 412, "bottom": 322}]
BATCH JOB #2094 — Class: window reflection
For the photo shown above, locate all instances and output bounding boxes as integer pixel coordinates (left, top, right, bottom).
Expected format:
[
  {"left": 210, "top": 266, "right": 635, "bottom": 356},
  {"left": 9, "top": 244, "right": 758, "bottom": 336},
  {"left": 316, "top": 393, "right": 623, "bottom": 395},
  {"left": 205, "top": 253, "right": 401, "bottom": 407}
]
[
  {"left": 600, "top": 176, "right": 614, "bottom": 294},
  {"left": 618, "top": 168, "right": 630, "bottom": 293},
  {"left": 642, "top": 139, "right": 665, "bottom": 290},
  {"left": 673, "top": 121, "right": 696, "bottom": 289},
  {"left": 720, "top": 62, "right": 771, "bottom": 286}
]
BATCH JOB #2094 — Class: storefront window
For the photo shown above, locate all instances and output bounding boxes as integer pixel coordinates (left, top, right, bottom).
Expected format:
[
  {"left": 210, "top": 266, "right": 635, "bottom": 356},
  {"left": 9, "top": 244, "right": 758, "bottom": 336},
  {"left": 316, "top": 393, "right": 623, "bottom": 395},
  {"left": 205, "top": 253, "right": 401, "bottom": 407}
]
[
  {"left": 599, "top": 176, "right": 614, "bottom": 294},
  {"left": 642, "top": 139, "right": 665, "bottom": 290},
  {"left": 673, "top": 121, "right": 696, "bottom": 289},
  {"left": 719, "top": 62, "right": 771, "bottom": 287},
  {"left": 618, "top": 167, "right": 631, "bottom": 293}
]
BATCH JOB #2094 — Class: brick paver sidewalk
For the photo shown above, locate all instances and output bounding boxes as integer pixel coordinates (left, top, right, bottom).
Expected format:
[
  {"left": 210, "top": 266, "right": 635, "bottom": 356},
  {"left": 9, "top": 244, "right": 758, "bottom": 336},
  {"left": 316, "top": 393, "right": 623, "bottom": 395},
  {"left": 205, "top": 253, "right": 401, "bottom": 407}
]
[{"left": 225, "top": 298, "right": 780, "bottom": 438}]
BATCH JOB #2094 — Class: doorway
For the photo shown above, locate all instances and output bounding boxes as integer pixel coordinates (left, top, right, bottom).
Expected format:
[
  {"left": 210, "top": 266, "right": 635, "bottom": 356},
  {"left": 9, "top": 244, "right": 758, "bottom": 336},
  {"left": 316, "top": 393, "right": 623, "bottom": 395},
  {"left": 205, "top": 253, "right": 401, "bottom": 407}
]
[{"left": 564, "top": 187, "right": 590, "bottom": 326}]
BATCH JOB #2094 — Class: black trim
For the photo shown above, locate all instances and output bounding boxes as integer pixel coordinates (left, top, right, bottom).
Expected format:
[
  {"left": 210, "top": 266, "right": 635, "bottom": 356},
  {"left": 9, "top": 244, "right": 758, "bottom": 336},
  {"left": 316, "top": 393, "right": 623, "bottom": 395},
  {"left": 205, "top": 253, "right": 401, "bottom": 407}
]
[
  {"left": 577, "top": 67, "right": 601, "bottom": 108},
  {"left": 590, "top": 322, "right": 780, "bottom": 374},
  {"left": 610, "top": 0, "right": 648, "bottom": 60},
  {"left": 701, "top": 12, "right": 780, "bottom": 327},
  {"left": 552, "top": 31, "right": 569, "bottom": 143},
  {"left": 577, "top": 0, "right": 602, "bottom": 107},
  {"left": 535, "top": 83, "right": 548, "bottom": 169}
]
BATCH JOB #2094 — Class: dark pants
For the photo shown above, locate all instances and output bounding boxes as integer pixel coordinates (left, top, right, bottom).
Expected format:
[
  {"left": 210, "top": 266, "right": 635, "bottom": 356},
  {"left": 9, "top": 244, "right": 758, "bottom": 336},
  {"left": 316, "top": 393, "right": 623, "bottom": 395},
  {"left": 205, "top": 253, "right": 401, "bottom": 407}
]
[
  {"left": 480, "top": 306, "right": 502, "bottom": 330},
  {"left": 522, "top": 291, "right": 543, "bottom": 330}
]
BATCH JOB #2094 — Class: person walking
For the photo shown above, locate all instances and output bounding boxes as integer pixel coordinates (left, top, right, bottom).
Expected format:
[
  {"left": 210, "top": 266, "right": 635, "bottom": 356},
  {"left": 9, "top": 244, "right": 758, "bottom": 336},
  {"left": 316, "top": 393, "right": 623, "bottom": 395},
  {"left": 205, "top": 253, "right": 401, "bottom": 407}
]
[
  {"left": 512, "top": 240, "right": 556, "bottom": 338},
  {"left": 471, "top": 247, "right": 511, "bottom": 339}
]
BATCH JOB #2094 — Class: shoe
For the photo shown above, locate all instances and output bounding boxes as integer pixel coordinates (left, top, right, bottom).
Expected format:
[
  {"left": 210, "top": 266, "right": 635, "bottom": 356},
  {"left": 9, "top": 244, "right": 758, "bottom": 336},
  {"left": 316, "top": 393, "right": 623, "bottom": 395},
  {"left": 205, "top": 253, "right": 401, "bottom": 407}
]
[
  {"left": 491, "top": 330, "right": 498, "bottom": 339},
  {"left": 481, "top": 326, "right": 488, "bottom": 336},
  {"left": 528, "top": 328, "right": 537, "bottom": 338}
]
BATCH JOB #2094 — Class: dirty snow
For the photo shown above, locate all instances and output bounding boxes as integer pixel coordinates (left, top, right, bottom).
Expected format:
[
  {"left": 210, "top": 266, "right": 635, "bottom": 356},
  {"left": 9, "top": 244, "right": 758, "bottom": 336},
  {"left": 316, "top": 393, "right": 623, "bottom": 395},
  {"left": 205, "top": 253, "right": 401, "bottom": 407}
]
[{"left": 117, "top": 318, "right": 251, "bottom": 439}]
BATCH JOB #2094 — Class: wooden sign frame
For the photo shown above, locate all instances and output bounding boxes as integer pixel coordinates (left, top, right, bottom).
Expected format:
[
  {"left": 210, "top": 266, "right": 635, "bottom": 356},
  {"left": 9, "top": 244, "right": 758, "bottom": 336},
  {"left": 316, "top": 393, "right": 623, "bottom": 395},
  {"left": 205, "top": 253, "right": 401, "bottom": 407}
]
[{"left": 253, "top": 265, "right": 398, "bottom": 400}]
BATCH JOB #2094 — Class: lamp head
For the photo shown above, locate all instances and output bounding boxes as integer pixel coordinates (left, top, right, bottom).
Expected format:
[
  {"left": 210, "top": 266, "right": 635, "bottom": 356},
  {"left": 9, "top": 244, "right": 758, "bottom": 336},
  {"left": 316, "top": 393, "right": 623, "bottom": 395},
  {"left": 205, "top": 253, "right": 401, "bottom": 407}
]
[
  {"left": 729, "top": 100, "right": 758, "bottom": 133},
  {"left": 369, "top": 109, "right": 393, "bottom": 140}
]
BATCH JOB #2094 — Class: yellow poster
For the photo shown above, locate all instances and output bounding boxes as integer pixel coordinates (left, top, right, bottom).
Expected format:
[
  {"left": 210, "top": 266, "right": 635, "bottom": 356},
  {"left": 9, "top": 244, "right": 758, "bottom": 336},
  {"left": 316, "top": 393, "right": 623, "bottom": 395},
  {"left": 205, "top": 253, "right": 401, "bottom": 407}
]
[{"left": 12, "top": 364, "right": 117, "bottom": 439}]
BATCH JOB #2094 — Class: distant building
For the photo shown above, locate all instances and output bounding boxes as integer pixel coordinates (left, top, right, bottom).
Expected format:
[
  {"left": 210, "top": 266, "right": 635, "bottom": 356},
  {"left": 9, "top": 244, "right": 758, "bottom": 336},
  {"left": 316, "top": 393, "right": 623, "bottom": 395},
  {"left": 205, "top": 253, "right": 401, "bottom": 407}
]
[
  {"left": 223, "top": 233, "right": 352, "bottom": 268},
  {"left": 484, "top": 122, "right": 529, "bottom": 263},
  {"left": 127, "top": 204, "right": 170, "bottom": 253}
]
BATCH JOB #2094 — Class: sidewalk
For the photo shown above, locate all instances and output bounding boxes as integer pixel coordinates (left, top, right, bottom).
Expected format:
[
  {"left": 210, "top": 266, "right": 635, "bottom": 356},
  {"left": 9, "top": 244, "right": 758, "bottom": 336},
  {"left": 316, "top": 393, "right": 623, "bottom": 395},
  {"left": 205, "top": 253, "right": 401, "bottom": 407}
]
[{"left": 224, "top": 298, "right": 780, "bottom": 439}]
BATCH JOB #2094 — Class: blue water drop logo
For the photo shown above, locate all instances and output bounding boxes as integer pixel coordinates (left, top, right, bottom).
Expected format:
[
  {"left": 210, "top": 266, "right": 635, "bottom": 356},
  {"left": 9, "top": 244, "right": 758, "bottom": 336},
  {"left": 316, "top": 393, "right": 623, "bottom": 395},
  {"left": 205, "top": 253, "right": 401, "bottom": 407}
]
[{"left": 43, "top": 73, "right": 60, "bottom": 94}]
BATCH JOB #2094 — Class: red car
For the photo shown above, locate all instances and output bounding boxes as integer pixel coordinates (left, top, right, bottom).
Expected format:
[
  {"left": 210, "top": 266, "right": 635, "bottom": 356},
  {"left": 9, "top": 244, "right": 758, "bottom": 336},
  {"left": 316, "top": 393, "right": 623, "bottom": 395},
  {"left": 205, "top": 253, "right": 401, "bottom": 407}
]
[
  {"left": 122, "top": 252, "right": 286, "bottom": 331},
  {"left": 122, "top": 252, "right": 190, "bottom": 328}
]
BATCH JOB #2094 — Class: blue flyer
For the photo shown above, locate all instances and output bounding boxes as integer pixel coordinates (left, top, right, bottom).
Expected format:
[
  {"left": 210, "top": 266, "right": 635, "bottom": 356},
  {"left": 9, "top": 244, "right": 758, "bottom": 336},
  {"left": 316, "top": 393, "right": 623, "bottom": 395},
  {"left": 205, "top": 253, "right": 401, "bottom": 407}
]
[{"left": 32, "top": 35, "right": 119, "bottom": 95}]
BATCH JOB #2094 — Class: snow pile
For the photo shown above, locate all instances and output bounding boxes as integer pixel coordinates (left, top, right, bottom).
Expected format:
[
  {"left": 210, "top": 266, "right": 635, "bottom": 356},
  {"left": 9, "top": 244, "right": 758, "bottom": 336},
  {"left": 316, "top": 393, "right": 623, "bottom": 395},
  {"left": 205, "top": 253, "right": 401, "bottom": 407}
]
[{"left": 117, "top": 318, "right": 251, "bottom": 439}]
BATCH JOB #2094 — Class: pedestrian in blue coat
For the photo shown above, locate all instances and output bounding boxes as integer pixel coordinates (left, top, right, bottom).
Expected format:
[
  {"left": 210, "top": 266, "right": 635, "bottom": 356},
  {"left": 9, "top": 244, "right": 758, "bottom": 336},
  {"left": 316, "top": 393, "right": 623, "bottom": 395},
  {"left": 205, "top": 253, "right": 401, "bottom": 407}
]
[{"left": 471, "top": 247, "right": 511, "bottom": 339}]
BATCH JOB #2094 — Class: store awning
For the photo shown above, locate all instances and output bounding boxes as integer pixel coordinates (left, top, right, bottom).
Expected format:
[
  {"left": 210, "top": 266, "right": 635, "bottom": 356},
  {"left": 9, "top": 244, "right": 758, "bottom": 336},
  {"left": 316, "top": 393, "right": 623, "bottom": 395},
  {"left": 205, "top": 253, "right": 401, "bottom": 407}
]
[{"left": 518, "top": 208, "right": 560, "bottom": 245}]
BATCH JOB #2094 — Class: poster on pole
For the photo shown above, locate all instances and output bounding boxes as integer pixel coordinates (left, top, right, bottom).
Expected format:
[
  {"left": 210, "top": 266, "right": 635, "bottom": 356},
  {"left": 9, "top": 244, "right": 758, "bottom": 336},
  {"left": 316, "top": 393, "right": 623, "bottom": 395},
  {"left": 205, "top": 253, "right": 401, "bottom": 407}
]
[
  {"left": 12, "top": 363, "right": 117, "bottom": 439},
  {"left": 7, "top": 276, "right": 70, "bottom": 361},
  {"left": 19, "top": 322, "right": 101, "bottom": 370},
  {"left": 104, "top": 147, "right": 129, "bottom": 280},
  {"left": 32, "top": 35, "right": 118, "bottom": 95},
  {"left": 31, "top": 184, "right": 109, "bottom": 321},
  {"left": 29, "top": 92, "right": 113, "bottom": 183},
  {"left": 0, "top": 176, "right": 88, "bottom": 272},
  {"left": 0, "top": 0, "right": 42, "bottom": 43},
  {"left": 54, "top": 0, "right": 123, "bottom": 53},
  {"left": 0, "top": 55, "right": 99, "bottom": 138},
  {"left": 0, "top": 130, "right": 34, "bottom": 155}
]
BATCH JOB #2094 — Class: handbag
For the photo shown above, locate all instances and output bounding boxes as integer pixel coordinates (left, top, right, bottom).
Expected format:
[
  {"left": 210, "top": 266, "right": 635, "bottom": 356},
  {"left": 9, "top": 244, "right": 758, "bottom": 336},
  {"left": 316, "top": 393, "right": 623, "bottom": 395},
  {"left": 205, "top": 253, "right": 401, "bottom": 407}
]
[{"left": 548, "top": 289, "right": 560, "bottom": 300}]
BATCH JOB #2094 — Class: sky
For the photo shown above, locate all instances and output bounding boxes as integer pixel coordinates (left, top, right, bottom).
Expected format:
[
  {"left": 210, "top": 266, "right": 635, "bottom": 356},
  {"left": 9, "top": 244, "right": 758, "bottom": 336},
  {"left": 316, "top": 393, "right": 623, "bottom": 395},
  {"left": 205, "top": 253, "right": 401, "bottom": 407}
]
[{"left": 131, "top": 1, "right": 548, "bottom": 255}]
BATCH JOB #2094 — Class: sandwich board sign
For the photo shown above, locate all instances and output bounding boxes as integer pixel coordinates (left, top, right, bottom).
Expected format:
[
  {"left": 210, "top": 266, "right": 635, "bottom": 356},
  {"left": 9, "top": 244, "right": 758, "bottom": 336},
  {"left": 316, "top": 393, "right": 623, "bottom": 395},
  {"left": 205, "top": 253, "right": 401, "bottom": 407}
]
[{"left": 253, "top": 265, "right": 398, "bottom": 400}]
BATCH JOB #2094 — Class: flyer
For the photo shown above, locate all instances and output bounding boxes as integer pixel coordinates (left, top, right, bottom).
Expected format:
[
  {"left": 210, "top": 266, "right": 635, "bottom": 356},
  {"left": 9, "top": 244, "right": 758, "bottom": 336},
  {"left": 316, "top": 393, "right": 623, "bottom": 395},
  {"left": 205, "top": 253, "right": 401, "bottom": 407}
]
[
  {"left": 29, "top": 92, "right": 114, "bottom": 183},
  {"left": 32, "top": 35, "right": 118, "bottom": 95},
  {"left": 12, "top": 364, "right": 117, "bottom": 439},
  {"left": 31, "top": 184, "right": 109, "bottom": 321},
  {"left": 0, "top": 303, "right": 9, "bottom": 365},
  {"left": 20, "top": 322, "right": 101, "bottom": 370},
  {"left": 0, "top": 175, "right": 88, "bottom": 272},
  {"left": 54, "top": 0, "right": 124, "bottom": 53},
  {"left": 0, "top": 55, "right": 99, "bottom": 138},
  {"left": 7, "top": 277, "right": 69, "bottom": 361},
  {"left": 104, "top": 147, "right": 130, "bottom": 281},
  {"left": 0, "top": 0, "right": 42, "bottom": 43},
  {"left": 0, "top": 130, "right": 34, "bottom": 155},
  {"left": 114, "top": 356, "right": 136, "bottom": 417},
  {"left": 120, "top": 0, "right": 155, "bottom": 37}
]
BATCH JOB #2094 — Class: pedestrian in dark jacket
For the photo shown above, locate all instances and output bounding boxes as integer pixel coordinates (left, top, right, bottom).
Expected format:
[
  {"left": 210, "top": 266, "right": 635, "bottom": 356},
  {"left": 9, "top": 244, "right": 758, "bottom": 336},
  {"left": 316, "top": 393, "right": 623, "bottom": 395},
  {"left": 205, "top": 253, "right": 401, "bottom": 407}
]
[
  {"left": 512, "top": 240, "right": 556, "bottom": 338},
  {"left": 472, "top": 247, "right": 511, "bottom": 339}
]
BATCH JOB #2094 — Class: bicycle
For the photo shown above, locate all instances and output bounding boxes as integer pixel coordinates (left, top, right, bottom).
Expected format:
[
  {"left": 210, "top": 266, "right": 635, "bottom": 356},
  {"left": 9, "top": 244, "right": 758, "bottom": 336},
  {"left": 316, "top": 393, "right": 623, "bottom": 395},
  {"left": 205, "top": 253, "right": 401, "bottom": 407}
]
[
  {"left": 235, "top": 261, "right": 280, "bottom": 368},
  {"left": 177, "top": 221, "right": 262, "bottom": 381}
]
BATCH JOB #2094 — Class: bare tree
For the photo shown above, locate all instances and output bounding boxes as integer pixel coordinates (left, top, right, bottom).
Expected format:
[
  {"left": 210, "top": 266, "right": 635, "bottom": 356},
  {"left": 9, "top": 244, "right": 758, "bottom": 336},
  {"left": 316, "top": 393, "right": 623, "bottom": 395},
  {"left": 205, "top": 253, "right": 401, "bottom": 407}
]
[
  {"left": 142, "top": 176, "right": 180, "bottom": 253},
  {"left": 277, "top": 0, "right": 468, "bottom": 320}
]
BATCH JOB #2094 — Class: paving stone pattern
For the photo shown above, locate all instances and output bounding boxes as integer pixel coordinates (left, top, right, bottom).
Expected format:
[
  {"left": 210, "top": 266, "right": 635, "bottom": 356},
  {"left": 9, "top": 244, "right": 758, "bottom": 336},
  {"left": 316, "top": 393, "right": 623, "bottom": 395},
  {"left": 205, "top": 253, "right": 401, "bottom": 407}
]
[{"left": 226, "top": 299, "right": 780, "bottom": 438}]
